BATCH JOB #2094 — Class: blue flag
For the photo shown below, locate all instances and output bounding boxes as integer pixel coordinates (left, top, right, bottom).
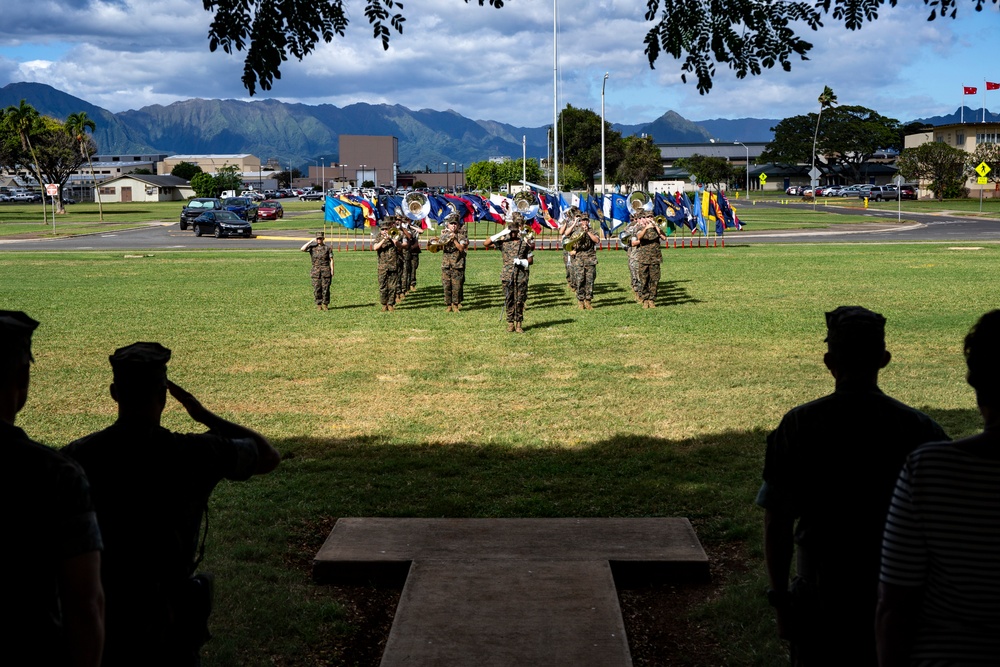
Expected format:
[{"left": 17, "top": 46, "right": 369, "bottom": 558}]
[
  {"left": 324, "top": 196, "right": 365, "bottom": 229},
  {"left": 605, "top": 193, "right": 629, "bottom": 232}
]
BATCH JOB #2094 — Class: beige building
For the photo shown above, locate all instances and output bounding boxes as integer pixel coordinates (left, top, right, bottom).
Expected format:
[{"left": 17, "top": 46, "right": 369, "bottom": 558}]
[
  {"left": 337, "top": 135, "right": 398, "bottom": 187},
  {"left": 96, "top": 175, "right": 194, "bottom": 203},
  {"left": 157, "top": 154, "right": 261, "bottom": 175},
  {"left": 904, "top": 123, "right": 1000, "bottom": 196}
]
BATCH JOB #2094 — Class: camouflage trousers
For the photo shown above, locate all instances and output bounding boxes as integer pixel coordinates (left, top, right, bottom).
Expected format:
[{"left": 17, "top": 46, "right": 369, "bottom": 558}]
[
  {"left": 408, "top": 253, "right": 419, "bottom": 289},
  {"left": 628, "top": 253, "right": 640, "bottom": 294},
  {"left": 503, "top": 273, "right": 529, "bottom": 323},
  {"left": 378, "top": 268, "right": 399, "bottom": 306},
  {"left": 398, "top": 254, "right": 410, "bottom": 296},
  {"left": 637, "top": 263, "right": 661, "bottom": 302},
  {"left": 564, "top": 251, "right": 576, "bottom": 288},
  {"left": 311, "top": 272, "right": 331, "bottom": 306},
  {"left": 574, "top": 264, "right": 596, "bottom": 301},
  {"left": 442, "top": 266, "right": 465, "bottom": 306}
]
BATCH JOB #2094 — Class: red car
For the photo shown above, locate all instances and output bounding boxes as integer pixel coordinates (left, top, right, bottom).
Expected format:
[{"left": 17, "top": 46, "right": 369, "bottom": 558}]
[{"left": 257, "top": 200, "right": 284, "bottom": 220}]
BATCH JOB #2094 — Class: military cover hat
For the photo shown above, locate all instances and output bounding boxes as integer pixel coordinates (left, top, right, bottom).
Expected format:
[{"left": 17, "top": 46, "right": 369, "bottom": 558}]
[
  {"left": 508, "top": 212, "right": 523, "bottom": 230},
  {"left": 0, "top": 310, "right": 39, "bottom": 363},
  {"left": 109, "top": 342, "right": 171, "bottom": 387},
  {"left": 379, "top": 217, "right": 394, "bottom": 228},
  {"left": 443, "top": 212, "right": 461, "bottom": 226},
  {"left": 824, "top": 306, "right": 886, "bottom": 352}
]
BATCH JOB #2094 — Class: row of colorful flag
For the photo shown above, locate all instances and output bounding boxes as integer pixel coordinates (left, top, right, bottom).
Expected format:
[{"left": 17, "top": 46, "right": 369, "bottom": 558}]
[
  {"left": 963, "top": 82, "right": 1000, "bottom": 94},
  {"left": 322, "top": 187, "right": 742, "bottom": 236}
]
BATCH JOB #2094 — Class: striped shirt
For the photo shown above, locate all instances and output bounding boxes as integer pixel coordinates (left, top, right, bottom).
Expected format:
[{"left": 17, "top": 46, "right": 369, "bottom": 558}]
[{"left": 880, "top": 441, "right": 1000, "bottom": 665}]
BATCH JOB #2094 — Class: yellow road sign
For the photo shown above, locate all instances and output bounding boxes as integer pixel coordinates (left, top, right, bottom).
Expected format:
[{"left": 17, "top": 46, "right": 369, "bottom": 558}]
[
  {"left": 758, "top": 173, "right": 767, "bottom": 184},
  {"left": 978, "top": 176, "right": 989, "bottom": 185},
  {"left": 975, "top": 161, "right": 991, "bottom": 177}
]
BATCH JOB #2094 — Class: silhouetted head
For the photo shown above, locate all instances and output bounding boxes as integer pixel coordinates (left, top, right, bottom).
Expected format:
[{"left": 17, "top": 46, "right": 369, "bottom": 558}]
[
  {"left": 964, "top": 310, "right": 1000, "bottom": 408},
  {"left": 109, "top": 342, "right": 171, "bottom": 418},
  {"left": 824, "top": 306, "right": 889, "bottom": 375},
  {"left": 0, "top": 311, "right": 38, "bottom": 420}
]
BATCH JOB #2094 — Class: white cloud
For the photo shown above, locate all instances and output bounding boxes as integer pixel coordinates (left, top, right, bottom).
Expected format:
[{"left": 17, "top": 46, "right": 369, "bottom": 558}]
[{"left": 0, "top": 0, "right": 996, "bottom": 127}]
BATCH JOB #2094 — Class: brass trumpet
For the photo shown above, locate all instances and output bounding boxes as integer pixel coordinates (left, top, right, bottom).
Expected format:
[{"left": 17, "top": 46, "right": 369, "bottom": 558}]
[{"left": 427, "top": 229, "right": 457, "bottom": 253}]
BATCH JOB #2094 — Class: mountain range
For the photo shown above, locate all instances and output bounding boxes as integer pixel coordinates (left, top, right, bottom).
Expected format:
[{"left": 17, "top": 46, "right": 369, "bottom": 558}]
[{"left": 1, "top": 82, "right": 994, "bottom": 173}]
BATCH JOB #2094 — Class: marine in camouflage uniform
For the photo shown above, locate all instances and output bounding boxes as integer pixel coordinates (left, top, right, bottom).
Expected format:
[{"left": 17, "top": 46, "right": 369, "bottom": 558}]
[
  {"left": 572, "top": 215, "right": 600, "bottom": 309},
  {"left": 484, "top": 213, "right": 534, "bottom": 333},
  {"left": 300, "top": 231, "right": 334, "bottom": 310},
  {"left": 405, "top": 218, "right": 421, "bottom": 292},
  {"left": 440, "top": 214, "right": 469, "bottom": 312},
  {"left": 558, "top": 211, "right": 578, "bottom": 291},
  {"left": 621, "top": 220, "right": 641, "bottom": 301},
  {"left": 394, "top": 214, "right": 409, "bottom": 304},
  {"left": 631, "top": 212, "right": 667, "bottom": 308},
  {"left": 373, "top": 218, "right": 401, "bottom": 311}
]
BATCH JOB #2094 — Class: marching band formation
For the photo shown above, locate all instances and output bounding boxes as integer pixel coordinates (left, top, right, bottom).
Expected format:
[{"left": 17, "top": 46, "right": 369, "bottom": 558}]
[{"left": 309, "top": 190, "right": 690, "bottom": 331}]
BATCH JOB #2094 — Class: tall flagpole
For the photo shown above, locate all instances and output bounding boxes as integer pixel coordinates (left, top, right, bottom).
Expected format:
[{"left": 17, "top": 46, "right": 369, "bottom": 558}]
[
  {"left": 961, "top": 85, "right": 964, "bottom": 124},
  {"left": 983, "top": 79, "right": 987, "bottom": 123},
  {"left": 553, "top": 0, "right": 558, "bottom": 193}
]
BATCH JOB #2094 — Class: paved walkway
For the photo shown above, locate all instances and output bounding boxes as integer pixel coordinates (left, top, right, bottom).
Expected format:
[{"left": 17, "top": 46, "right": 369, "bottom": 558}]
[{"left": 313, "top": 518, "right": 709, "bottom": 666}]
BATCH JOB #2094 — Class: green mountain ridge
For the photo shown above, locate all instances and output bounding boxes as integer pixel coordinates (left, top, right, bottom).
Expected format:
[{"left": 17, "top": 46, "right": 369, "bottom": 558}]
[{"left": 1, "top": 81, "right": 777, "bottom": 173}]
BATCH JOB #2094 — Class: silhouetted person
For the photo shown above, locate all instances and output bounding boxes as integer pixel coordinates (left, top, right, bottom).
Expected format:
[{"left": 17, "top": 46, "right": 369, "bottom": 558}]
[
  {"left": 1, "top": 311, "right": 105, "bottom": 666},
  {"left": 757, "top": 306, "right": 949, "bottom": 666},
  {"left": 877, "top": 310, "right": 1000, "bottom": 666},
  {"left": 64, "top": 342, "right": 280, "bottom": 666}
]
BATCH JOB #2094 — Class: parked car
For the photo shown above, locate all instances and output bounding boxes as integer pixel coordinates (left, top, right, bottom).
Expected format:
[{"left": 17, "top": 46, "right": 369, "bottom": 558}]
[
  {"left": 858, "top": 185, "right": 893, "bottom": 202},
  {"left": 897, "top": 185, "right": 917, "bottom": 200},
  {"left": 257, "top": 200, "right": 284, "bottom": 220},
  {"left": 180, "top": 198, "right": 224, "bottom": 229},
  {"left": 839, "top": 185, "right": 863, "bottom": 197},
  {"left": 822, "top": 185, "right": 844, "bottom": 197},
  {"left": 223, "top": 196, "right": 259, "bottom": 222},
  {"left": 189, "top": 210, "right": 253, "bottom": 238},
  {"left": 299, "top": 191, "right": 324, "bottom": 201},
  {"left": 47, "top": 196, "right": 76, "bottom": 204},
  {"left": 11, "top": 192, "right": 42, "bottom": 202},
  {"left": 786, "top": 185, "right": 802, "bottom": 195}
]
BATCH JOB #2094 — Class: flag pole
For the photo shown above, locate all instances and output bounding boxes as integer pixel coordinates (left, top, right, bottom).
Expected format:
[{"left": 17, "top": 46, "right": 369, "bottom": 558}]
[
  {"left": 961, "top": 85, "right": 965, "bottom": 124},
  {"left": 983, "top": 79, "right": 987, "bottom": 123},
  {"left": 552, "top": 0, "right": 558, "bottom": 193}
]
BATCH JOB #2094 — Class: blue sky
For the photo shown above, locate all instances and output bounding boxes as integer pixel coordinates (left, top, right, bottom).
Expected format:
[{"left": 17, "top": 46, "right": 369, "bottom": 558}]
[{"left": 0, "top": 0, "right": 997, "bottom": 127}]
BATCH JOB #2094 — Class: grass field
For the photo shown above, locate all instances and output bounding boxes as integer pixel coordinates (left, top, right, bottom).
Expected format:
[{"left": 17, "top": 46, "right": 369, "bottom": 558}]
[{"left": 1, "top": 243, "right": 995, "bottom": 665}]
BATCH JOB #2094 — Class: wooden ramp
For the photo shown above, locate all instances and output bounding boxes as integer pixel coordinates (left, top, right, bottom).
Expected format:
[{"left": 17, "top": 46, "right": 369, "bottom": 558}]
[{"left": 313, "top": 518, "right": 709, "bottom": 666}]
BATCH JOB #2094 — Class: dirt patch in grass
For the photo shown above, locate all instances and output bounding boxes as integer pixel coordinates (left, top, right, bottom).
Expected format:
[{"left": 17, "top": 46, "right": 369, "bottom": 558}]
[{"left": 288, "top": 517, "right": 746, "bottom": 666}]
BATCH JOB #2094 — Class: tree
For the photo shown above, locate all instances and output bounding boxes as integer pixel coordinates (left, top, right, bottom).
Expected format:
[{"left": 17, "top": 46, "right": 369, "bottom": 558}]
[
  {"left": 171, "top": 161, "right": 203, "bottom": 180},
  {"left": 413, "top": 179, "right": 427, "bottom": 189},
  {"left": 496, "top": 158, "right": 544, "bottom": 192},
  {"left": 896, "top": 142, "right": 972, "bottom": 200},
  {"left": 760, "top": 105, "right": 900, "bottom": 184},
  {"left": 3, "top": 99, "right": 48, "bottom": 221},
  {"left": 675, "top": 154, "right": 734, "bottom": 191},
  {"left": 615, "top": 135, "right": 663, "bottom": 192},
  {"left": 191, "top": 172, "right": 218, "bottom": 197},
  {"left": 557, "top": 105, "right": 624, "bottom": 193},
  {"left": 214, "top": 164, "right": 244, "bottom": 194},
  {"left": 132, "top": 168, "right": 153, "bottom": 175},
  {"left": 34, "top": 117, "right": 90, "bottom": 214},
  {"left": 812, "top": 87, "right": 838, "bottom": 179},
  {"left": 558, "top": 163, "right": 587, "bottom": 190},
  {"left": 200, "top": 1, "right": 992, "bottom": 97},
  {"left": 65, "top": 111, "right": 103, "bottom": 221},
  {"left": 465, "top": 160, "right": 502, "bottom": 191},
  {"left": 969, "top": 143, "right": 1000, "bottom": 186}
]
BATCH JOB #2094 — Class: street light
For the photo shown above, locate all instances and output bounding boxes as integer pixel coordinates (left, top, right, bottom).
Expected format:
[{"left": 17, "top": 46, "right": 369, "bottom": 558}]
[
  {"left": 320, "top": 157, "right": 325, "bottom": 193},
  {"left": 459, "top": 163, "right": 464, "bottom": 190},
  {"left": 442, "top": 162, "right": 448, "bottom": 191},
  {"left": 601, "top": 72, "right": 609, "bottom": 196},
  {"left": 734, "top": 141, "right": 749, "bottom": 201}
]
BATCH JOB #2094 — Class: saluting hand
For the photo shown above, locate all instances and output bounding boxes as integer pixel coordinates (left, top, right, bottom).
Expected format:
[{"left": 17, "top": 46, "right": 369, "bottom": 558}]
[{"left": 167, "top": 380, "right": 213, "bottom": 425}]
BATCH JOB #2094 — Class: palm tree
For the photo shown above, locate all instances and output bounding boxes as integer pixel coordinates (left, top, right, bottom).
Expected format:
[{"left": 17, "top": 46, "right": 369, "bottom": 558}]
[
  {"left": 811, "top": 86, "right": 838, "bottom": 185},
  {"left": 66, "top": 111, "right": 103, "bottom": 221},
  {"left": 4, "top": 99, "right": 48, "bottom": 225}
]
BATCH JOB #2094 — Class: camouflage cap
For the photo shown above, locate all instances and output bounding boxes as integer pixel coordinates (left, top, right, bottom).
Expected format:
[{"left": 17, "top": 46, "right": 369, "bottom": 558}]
[
  {"left": 315, "top": 231, "right": 325, "bottom": 239},
  {"left": 379, "top": 217, "right": 394, "bottom": 228},
  {"left": 0, "top": 310, "right": 39, "bottom": 364},
  {"left": 824, "top": 306, "right": 886, "bottom": 352},
  {"left": 508, "top": 212, "right": 523, "bottom": 230},
  {"left": 443, "top": 213, "right": 461, "bottom": 226},
  {"left": 566, "top": 206, "right": 581, "bottom": 218},
  {"left": 109, "top": 342, "right": 171, "bottom": 388}
]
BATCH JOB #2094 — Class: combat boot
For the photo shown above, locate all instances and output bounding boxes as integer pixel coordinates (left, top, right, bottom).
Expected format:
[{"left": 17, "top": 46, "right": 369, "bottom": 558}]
[
  {"left": 577, "top": 301, "right": 585, "bottom": 310},
  {"left": 446, "top": 305, "right": 453, "bottom": 312},
  {"left": 507, "top": 322, "right": 516, "bottom": 332},
  {"left": 388, "top": 305, "right": 395, "bottom": 312},
  {"left": 514, "top": 322, "right": 524, "bottom": 333},
  {"left": 317, "top": 304, "right": 323, "bottom": 311},
  {"left": 585, "top": 300, "right": 593, "bottom": 310},
  {"left": 454, "top": 304, "right": 461, "bottom": 312},
  {"left": 648, "top": 300, "right": 656, "bottom": 308}
]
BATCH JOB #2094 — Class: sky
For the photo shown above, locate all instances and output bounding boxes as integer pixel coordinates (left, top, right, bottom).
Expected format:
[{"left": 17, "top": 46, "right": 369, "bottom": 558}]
[{"left": 0, "top": 0, "right": 998, "bottom": 128}]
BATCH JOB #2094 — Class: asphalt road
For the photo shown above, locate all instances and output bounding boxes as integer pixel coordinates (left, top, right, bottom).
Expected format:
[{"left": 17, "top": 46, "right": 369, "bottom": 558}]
[{"left": 1, "top": 202, "right": 997, "bottom": 251}]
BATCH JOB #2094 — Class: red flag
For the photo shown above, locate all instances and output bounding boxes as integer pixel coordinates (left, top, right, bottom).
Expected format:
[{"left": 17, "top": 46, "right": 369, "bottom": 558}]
[
  {"left": 988, "top": 82, "right": 1000, "bottom": 91},
  {"left": 964, "top": 86, "right": 978, "bottom": 95}
]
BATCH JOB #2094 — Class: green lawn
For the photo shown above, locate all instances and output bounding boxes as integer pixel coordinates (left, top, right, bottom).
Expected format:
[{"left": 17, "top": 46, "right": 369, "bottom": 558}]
[{"left": 1, "top": 244, "right": 994, "bottom": 665}]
